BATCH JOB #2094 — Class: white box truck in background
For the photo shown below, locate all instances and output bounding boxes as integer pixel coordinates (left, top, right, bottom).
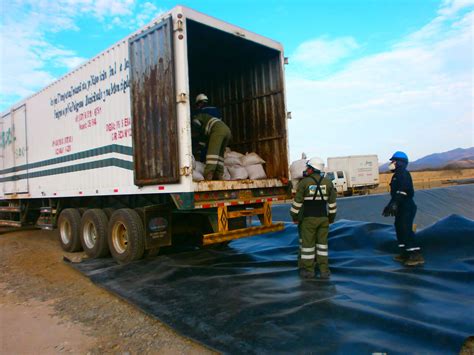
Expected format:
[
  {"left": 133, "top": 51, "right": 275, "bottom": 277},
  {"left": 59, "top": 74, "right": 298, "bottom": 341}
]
[
  {"left": 0, "top": 6, "right": 291, "bottom": 264},
  {"left": 326, "top": 155, "right": 379, "bottom": 196}
]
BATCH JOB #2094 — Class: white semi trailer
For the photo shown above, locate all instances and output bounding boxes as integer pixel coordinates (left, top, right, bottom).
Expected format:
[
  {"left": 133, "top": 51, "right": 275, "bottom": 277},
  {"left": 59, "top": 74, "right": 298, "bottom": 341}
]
[{"left": 0, "top": 6, "right": 291, "bottom": 263}]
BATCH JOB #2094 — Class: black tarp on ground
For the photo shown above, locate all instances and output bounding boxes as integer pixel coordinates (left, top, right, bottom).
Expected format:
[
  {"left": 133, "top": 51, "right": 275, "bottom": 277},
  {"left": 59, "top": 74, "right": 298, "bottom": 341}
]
[
  {"left": 273, "top": 184, "right": 474, "bottom": 227},
  {"left": 69, "top": 185, "right": 474, "bottom": 354}
]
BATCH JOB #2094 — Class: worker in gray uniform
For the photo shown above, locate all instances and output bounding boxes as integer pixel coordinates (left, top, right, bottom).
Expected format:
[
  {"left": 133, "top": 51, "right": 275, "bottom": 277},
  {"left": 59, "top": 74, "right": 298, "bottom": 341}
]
[
  {"left": 192, "top": 95, "right": 231, "bottom": 180},
  {"left": 290, "top": 157, "right": 337, "bottom": 280}
]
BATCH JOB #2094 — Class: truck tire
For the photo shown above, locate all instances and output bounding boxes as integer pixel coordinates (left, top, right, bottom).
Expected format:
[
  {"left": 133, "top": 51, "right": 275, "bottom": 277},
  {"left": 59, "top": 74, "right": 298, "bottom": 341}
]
[
  {"left": 57, "top": 209, "right": 83, "bottom": 252},
  {"left": 80, "top": 209, "right": 110, "bottom": 258},
  {"left": 108, "top": 208, "right": 145, "bottom": 264},
  {"left": 103, "top": 208, "right": 115, "bottom": 219}
]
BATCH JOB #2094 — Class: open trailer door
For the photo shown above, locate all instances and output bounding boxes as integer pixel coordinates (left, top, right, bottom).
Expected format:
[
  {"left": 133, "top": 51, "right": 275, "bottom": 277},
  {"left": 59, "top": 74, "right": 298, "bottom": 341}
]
[{"left": 128, "top": 17, "right": 179, "bottom": 186}]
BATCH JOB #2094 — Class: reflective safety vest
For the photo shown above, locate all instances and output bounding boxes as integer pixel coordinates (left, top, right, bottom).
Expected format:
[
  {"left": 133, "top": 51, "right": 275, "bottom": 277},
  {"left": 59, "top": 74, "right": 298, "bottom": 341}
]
[{"left": 290, "top": 173, "right": 337, "bottom": 220}]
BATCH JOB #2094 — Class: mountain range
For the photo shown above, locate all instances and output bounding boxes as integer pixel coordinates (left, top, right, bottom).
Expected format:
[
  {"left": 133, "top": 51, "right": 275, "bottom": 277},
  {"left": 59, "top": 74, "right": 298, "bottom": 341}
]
[{"left": 379, "top": 147, "right": 474, "bottom": 172}]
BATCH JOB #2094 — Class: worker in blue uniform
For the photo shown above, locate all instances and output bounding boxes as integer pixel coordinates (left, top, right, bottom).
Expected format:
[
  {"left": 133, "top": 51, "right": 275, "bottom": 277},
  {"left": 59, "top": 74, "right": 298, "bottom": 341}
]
[{"left": 382, "top": 151, "right": 425, "bottom": 266}]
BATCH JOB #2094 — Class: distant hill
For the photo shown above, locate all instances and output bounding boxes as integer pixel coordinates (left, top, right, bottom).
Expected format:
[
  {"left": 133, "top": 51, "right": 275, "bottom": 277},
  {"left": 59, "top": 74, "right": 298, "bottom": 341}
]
[{"left": 380, "top": 147, "right": 474, "bottom": 172}]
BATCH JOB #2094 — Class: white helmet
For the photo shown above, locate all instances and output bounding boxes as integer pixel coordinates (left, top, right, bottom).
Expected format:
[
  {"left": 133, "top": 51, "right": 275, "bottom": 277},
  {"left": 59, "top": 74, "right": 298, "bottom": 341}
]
[
  {"left": 195, "top": 93, "right": 208, "bottom": 104},
  {"left": 307, "top": 157, "right": 325, "bottom": 172}
]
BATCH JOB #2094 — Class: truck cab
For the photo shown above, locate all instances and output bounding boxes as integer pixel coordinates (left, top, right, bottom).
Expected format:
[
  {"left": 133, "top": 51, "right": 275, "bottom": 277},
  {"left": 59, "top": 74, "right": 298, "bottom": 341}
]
[{"left": 325, "top": 171, "right": 348, "bottom": 195}]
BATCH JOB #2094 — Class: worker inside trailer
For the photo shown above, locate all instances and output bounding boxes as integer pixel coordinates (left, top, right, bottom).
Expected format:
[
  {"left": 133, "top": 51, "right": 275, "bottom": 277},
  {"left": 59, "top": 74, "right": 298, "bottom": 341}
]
[{"left": 191, "top": 93, "right": 232, "bottom": 180}]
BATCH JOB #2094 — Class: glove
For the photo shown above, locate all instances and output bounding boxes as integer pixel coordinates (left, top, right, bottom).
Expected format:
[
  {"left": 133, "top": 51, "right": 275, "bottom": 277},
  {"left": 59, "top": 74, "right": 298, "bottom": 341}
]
[{"left": 382, "top": 202, "right": 398, "bottom": 217}]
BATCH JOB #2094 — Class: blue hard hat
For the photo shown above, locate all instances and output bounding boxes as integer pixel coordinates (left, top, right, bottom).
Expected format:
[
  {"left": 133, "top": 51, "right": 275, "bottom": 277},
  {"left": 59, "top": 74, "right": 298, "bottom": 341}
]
[{"left": 390, "top": 151, "right": 409, "bottom": 162}]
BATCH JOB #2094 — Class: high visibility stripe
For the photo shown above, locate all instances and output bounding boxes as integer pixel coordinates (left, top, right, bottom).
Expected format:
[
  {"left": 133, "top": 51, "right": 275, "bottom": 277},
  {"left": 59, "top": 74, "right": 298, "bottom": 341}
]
[
  {"left": 292, "top": 202, "right": 303, "bottom": 207},
  {"left": 290, "top": 207, "right": 299, "bottom": 214},
  {"left": 206, "top": 154, "right": 220, "bottom": 160},
  {"left": 316, "top": 244, "right": 327, "bottom": 250},
  {"left": 304, "top": 196, "right": 323, "bottom": 200},
  {"left": 205, "top": 117, "right": 221, "bottom": 135},
  {"left": 396, "top": 191, "right": 408, "bottom": 196},
  {"left": 398, "top": 244, "right": 405, "bottom": 248},
  {"left": 199, "top": 142, "right": 206, "bottom": 146},
  {"left": 328, "top": 202, "right": 337, "bottom": 208},
  {"left": 192, "top": 119, "right": 201, "bottom": 127},
  {"left": 301, "top": 254, "right": 315, "bottom": 259},
  {"left": 406, "top": 247, "right": 420, "bottom": 251},
  {"left": 329, "top": 208, "right": 337, "bottom": 213},
  {"left": 317, "top": 251, "right": 328, "bottom": 256},
  {"left": 217, "top": 161, "right": 224, "bottom": 167},
  {"left": 301, "top": 247, "right": 315, "bottom": 252}
]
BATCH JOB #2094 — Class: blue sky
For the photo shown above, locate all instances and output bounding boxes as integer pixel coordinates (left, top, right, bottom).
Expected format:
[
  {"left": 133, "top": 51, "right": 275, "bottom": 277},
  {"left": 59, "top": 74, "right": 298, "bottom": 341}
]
[{"left": 0, "top": 0, "right": 473, "bottom": 163}]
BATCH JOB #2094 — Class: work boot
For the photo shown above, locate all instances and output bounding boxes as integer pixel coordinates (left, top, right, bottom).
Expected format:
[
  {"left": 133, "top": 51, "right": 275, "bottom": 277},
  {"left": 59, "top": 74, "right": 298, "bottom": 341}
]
[
  {"left": 299, "top": 269, "right": 314, "bottom": 280},
  {"left": 319, "top": 269, "right": 331, "bottom": 280},
  {"left": 393, "top": 254, "right": 408, "bottom": 263},
  {"left": 404, "top": 252, "right": 425, "bottom": 267}
]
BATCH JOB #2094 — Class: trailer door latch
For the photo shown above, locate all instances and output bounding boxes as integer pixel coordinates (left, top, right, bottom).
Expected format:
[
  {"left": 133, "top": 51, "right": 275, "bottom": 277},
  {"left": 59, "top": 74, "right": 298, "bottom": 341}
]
[{"left": 177, "top": 93, "right": 187, "bottom": 103}]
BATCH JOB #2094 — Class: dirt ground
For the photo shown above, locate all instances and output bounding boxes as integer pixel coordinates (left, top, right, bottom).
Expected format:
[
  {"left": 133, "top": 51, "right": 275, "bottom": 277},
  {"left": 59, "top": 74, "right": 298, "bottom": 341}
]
[{"left": 0, "top": 228, "right": 214, "bottom": 355}]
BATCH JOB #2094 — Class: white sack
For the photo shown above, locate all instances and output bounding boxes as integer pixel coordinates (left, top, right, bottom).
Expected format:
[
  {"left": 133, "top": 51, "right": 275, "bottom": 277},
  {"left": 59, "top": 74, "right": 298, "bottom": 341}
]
[
  {"left": 223, "top": 167, "right": 231, "bottom": 180},
  {"left": 224, "top": 155, "right": 242, "bottom": 167},
  {"left": 246, "top": 164, "right": 267, "bottom": 179},
  {"left": 290, "top": 159, "right": 308, "bottom": 180},
  {"left": 195, "top": 161, "right": 205, "bottom": 174},
  {"left": 224, "top": 148, "right": 244, "bottom": 159},
  {"left": 193, "top": 170, "right": 204, "bottom": 181},
  {"left": 241, "top": 152, "right": 265, "bottom": 167},
  {"left": 228, "top": 166, "right": 249, "bottom": 180}
]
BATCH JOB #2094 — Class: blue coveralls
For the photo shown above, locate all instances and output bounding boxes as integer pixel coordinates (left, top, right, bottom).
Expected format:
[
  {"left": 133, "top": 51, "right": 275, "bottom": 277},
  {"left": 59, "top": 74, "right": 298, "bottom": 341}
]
[{"left": 388, "top": 162, "right": 421, "bottom": 256}]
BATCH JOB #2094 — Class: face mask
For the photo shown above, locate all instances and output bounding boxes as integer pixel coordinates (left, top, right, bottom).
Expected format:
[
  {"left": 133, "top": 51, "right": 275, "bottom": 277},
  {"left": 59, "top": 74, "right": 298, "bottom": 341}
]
[{"left": 389, "top": 161, "right": 396, "bottom": 171}]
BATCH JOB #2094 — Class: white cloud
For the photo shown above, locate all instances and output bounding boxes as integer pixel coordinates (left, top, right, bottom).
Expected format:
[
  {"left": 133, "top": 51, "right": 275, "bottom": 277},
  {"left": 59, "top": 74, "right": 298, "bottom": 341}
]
[
  {"left": 292, "top": 36, "right": 359, "bottom": 73},
  {"left": 0, "top": 0, "right": 164, "bottom": 111},
  {"left": 287, "top": 4, "right": 473, "bottom": 162}
]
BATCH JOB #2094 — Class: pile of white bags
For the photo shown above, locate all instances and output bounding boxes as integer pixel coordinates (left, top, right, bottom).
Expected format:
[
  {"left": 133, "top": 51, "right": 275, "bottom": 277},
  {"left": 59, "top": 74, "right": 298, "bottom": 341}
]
[
  {"left": 192, "top": 149, "right": 268, "bottom": 181},
  {"left": 226, "top": 149, "right": 267, "bottom": 180}
]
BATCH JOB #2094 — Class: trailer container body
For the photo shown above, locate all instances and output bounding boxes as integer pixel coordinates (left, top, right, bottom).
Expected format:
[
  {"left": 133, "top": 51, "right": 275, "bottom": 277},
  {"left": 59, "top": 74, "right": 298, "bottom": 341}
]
[
  {"left": 326, "top": 155, "right": 379, "bottom": 195},
  {"left": 0, "top": 6, "right": 290, "bottom": 263}
]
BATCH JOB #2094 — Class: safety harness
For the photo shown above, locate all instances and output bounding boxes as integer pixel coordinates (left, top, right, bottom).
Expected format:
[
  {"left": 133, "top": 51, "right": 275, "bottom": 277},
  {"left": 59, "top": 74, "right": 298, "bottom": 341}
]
[{"left": 303, "top": 175, "right": 328, "bottom": 217}]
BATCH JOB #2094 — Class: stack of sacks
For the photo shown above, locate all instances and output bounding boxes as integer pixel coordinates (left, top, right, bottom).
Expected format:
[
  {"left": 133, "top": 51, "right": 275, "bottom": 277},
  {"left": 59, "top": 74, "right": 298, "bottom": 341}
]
[
  {"left": 193, "top": 149, "right": 268, "bottom": 181},
  {"left": 192, "top": 154, "right": 231, "bottom": 181},
  {"left": 241, "top": 152, "right": 267, "bottom": 179},
  {"left": 224, "top": 149, "right": 248, "bottom": 180},
  {"left": 290, "top": 153, "right": 308, "bottom": 191}
]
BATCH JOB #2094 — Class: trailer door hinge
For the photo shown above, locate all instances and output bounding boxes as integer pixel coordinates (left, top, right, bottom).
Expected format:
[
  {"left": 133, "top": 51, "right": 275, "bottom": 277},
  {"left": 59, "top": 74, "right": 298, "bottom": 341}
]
[
  {"left": 174, "top": 19, "right": 184, "bottom": 31},
  {"left": 177, "top": 93, "right": 187, "bottom": 103},
  {"left": 180, "top": 166, "right": 191, "bottom": 176}
]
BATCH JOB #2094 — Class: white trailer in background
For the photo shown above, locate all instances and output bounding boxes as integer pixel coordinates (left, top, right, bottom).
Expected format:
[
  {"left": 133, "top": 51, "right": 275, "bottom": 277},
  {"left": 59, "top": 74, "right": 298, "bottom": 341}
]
[
  {"left": 326, "top": 155, "right": 379, "bottom": 195},
  {"left": 0, "top": 6, "right": 291, "bottom": 264}
]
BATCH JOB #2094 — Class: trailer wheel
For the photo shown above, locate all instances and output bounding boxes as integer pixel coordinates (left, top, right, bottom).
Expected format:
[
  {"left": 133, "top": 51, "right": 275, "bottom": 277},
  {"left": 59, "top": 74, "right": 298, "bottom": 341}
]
[
  {"left": 81, "top": 209, "right": 110, "bottom": 258},
  {"left": 108, "top": 209, "right": 145, "bottom": 264},
  {"left": 103, "top": 208, "right": 115, "bottom": 219},
  {"left": 58, "top": 209, "right": 83, "bottom": 252}
]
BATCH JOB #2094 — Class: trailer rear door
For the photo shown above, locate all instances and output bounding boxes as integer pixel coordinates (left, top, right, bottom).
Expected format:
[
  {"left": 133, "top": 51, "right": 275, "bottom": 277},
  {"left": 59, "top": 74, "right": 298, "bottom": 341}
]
[
  {"left": 1, "top": 105, "right": 29, "bottom": 194},
  {"left": 129, "top": 17, "right": 179, "bottom": 186}
]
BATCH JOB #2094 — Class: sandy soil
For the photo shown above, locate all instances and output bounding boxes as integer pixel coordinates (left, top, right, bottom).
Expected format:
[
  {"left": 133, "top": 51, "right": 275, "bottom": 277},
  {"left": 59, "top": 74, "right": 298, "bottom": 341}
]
[{"left": 0, "top": 228, "right": 214, "bottom": 355}]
